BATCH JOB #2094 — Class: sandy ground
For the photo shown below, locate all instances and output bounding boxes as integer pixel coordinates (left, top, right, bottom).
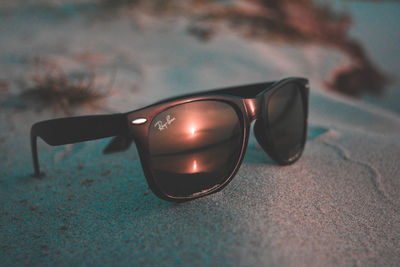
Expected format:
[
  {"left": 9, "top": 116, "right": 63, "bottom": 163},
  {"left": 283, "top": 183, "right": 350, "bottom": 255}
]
[{"left": 0, "top": 1, "right": 399, "bottom": 266}]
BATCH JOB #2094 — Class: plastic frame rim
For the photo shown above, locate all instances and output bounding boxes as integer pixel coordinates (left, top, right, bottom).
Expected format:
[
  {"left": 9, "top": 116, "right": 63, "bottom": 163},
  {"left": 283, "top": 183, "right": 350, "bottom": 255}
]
[
  {"left": 127, "top": 96, "right": 250, "bottom": 202},
  {"left": 126, "top": 77, "right": 309, "bottom": 202}
]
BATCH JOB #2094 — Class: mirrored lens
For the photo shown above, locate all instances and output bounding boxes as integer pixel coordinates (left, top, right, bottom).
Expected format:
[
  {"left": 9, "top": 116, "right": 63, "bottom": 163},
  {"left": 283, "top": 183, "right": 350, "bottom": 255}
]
[
  {"left": 149, "top": 101, "right": 243, "bottom": 198},
  {"left": 267, "top": 82, "right": 306, "bottom": 161}
]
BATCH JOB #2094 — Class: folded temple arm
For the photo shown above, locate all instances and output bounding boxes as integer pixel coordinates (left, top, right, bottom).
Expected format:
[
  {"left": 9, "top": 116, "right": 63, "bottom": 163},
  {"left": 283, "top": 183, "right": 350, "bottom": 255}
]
[{"left": 30, "top": 114, "right": 128, "bottom": 177}]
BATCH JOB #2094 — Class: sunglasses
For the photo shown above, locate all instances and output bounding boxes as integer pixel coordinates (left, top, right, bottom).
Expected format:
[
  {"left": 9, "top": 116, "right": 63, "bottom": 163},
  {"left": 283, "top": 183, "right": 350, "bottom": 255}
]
[{"left": 30, "top": 77, "right": 309, "bottom": 202}]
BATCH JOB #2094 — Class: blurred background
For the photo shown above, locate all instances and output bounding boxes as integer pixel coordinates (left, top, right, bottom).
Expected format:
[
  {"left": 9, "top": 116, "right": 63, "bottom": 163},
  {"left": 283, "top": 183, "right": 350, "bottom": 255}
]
[
  {"left": 0, "top": 0, "right": 399, "bottom": 116},
  {"left": 1, "top": 1, "right": 400, "bottom": 265}
]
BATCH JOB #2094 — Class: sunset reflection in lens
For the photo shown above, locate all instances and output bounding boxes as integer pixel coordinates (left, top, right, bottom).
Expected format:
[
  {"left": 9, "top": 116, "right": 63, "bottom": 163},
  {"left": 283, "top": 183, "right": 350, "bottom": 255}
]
[
  {"left": 189, "top": 125, "right": 196, "bottom": 136},
  {"left": 149, "top": 101, "right": 242, "bottom": 197},
  {"left": 192, "top": 160, "right": 197, "bottom": 172}
]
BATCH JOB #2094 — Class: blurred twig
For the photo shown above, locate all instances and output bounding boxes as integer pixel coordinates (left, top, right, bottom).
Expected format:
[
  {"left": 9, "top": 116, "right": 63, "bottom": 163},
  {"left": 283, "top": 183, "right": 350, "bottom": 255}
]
[{"left": 20, "top": 60, "right": 110, "bottom": 116}]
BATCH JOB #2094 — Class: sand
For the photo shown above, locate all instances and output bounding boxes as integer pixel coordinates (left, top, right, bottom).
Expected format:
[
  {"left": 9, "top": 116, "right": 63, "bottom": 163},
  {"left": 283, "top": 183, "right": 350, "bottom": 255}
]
[{"left": 0, "top": 1, "right": 399, "bottom": 266}]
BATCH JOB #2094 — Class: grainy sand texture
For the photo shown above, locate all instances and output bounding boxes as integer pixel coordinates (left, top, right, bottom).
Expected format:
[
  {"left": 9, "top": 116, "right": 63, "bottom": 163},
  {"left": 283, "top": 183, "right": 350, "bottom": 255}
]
[{"left": 0, "top": 1, "right": 399, "bottom": 266}]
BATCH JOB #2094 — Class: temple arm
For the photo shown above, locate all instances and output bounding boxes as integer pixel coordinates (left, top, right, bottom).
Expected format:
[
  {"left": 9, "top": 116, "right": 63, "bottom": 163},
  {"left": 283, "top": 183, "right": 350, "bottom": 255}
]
[{"left": 31, "top": 114, "right": 128, "bottom": 177}]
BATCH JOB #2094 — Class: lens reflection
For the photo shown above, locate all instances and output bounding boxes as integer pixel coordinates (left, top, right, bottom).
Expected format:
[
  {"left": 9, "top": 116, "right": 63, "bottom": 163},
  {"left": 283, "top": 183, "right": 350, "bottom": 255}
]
[
  {"left": 149, "top": 101, "right": 242, "bottom": 197},
  {"left": 267, "top": 83, "right": 305, "bottom": 160}
]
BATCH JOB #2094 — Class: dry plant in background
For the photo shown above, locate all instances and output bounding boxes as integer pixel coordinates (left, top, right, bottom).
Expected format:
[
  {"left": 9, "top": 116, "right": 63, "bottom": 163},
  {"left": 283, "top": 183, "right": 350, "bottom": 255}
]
[
  {"left": 189, "top": 0, "right": 389, "bottom": 97},
  {"left": 0, "top": 80, "right": 9, "bottom": 94},
  {"left": 21, "top": 60, "right": 111, "bottom": 116},
  {"left": 101, "top": 0, "right": 389, "bottom": 97}
]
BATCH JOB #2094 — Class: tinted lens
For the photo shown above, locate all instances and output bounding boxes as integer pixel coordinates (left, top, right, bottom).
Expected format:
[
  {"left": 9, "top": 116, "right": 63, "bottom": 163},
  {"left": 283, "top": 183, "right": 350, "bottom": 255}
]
[
  {"left": 149, "top": 101, "right": 243, "bottom": 198},
  {"left": 267, "top": 82, "right": 306, "bottom": 160}
]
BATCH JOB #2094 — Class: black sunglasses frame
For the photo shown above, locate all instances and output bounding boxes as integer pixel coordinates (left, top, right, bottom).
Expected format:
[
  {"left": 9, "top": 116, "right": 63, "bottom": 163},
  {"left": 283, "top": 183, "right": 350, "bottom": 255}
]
[{"left": 31, "top": 77, "right": 309, "bottom": 202}]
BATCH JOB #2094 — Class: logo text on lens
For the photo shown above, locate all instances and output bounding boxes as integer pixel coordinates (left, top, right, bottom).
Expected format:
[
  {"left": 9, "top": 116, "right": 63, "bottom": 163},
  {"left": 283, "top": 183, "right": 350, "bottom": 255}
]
[{"left": 154, "top": 115, "right": 176, "bottom": 131}]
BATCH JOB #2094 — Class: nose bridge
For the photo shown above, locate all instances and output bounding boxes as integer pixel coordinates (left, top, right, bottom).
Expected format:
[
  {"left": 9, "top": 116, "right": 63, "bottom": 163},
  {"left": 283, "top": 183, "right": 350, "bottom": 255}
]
[{"left": 244, "top": 98, "right": 261, "bottom": 123}]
